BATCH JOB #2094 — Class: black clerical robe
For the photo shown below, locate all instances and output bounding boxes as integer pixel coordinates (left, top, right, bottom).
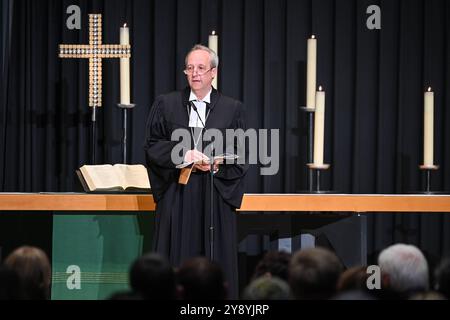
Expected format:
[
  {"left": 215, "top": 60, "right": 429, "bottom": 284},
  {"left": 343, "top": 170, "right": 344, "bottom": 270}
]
[{"left": 144, "top": 87, "right": 247, "bottom": 299}]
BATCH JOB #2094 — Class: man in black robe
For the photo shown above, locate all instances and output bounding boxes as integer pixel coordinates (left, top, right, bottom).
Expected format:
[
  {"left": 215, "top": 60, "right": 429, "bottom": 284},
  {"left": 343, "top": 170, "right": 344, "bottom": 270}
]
[{"left": 144, "top": 45, "right": 247, "bottom": 299}]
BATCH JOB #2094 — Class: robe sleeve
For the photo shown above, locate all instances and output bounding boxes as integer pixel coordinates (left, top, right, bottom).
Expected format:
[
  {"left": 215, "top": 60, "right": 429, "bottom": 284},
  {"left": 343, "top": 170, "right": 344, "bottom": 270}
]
[
  {"left": 144, "top": 96, "right": 179, "bottom": 202},
  {"left": 213, "top": 100, "right": 249, "bottom": 208}
]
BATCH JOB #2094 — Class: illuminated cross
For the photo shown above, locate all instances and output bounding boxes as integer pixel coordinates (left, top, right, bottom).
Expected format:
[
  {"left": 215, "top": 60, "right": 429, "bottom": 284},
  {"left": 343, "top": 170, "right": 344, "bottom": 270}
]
[{"left": 59, "top": 14, "right": 130, "bottom": 107}]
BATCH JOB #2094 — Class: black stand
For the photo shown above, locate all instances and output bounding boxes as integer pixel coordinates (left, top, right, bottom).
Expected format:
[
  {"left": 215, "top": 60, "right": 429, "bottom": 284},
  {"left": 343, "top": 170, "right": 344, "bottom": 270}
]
[
  {"left": 117, "top": 103, "right": 136, "bottom": 164},
  {"left": 300, "top": 107, "right": 315, "bottom": 192},
  {"left": 306, "top": 163, "right": 332, "bottom": 193},
  {"left": 210, "top": 155, "right": 215, "bottom": 261},
  {"left": 419, "top": 164, "right": 440, "bottom": 194},
  {"left": 91, "top": 106, "right": 97, "bottom": 164}
]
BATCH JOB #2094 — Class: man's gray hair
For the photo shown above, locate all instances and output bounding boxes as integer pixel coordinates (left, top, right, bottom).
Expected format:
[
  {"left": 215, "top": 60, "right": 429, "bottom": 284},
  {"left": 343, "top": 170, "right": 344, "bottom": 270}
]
[
  {"left": 378, "top": 243, "right": 429, "bottom": 293},
  {"left": 185, "top": 44, "right": 219, "bottom": 69}
]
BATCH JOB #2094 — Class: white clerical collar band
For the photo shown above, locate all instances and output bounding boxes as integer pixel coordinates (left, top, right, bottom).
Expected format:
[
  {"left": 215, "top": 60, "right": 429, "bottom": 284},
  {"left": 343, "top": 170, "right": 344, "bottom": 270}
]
[{"left": 189, "top": 90, "right": 212, "bottom": 104}]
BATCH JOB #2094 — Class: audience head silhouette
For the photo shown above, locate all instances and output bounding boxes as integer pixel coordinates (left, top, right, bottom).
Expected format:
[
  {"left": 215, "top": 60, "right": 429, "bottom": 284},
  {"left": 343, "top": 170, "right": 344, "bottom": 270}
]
[
  {"left": 336, "top": 266, "right": 370, "bottom": 293},
  {"left": 4, "top": 246, "right": 51, "bottom": 300},
  {"left": 289, "top": 247, "right": 343, "bottom": 300},
  {"left": 129, "top": 253, "right": 176, "bottom": 300},
  {"left": 243, "top": 276, "right": 291, "bottom": 300},
  {"left": 434, "top": 257, "right": 450, "bottom": 299},
  {"left": 0, "top": 265, "right": 23, "bottom": 300},
  {"left": 177, "top": 257, "right": 227, "bottom": 300},
  {"left": 252, "top": 251, "right": 291, "bottom": 281}
]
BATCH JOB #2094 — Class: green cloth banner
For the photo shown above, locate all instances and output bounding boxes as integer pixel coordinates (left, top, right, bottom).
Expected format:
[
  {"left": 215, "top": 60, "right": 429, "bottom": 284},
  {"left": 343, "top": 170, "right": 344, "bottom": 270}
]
[{"left": 51, "top": 213, "right": 154, "bottom": 300}]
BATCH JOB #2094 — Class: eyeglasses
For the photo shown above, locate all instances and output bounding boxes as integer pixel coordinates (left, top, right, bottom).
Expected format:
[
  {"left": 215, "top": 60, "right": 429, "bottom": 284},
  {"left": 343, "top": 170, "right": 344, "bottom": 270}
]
[{"left": 184, "top": 65, "right": 214, "bottom": 76}]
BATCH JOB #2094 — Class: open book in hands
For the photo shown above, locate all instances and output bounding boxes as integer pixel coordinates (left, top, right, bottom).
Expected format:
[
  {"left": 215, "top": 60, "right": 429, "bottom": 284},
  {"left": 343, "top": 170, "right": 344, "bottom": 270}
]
[
  {"left": 78, "top": 164, "right": 151, "bottom": 193},
  {"left": 175, "top": 153, "right": 239, "bottom": 169},
  {"left": 177, "top": 153, "right": 239, "bottom": 185}
]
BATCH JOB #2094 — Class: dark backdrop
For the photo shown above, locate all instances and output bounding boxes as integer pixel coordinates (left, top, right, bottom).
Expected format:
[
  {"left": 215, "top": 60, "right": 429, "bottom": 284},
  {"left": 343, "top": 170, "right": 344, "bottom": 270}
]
[{"left": 1, "top": 0, "right": 450, "bottom": 270}]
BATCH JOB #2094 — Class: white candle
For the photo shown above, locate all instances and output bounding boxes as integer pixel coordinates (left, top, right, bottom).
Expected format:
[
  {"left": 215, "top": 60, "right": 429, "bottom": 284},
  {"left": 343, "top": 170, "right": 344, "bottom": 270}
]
[
  {"left": 306, "top": 35, "right": 317, "bottom": 110},
  {"left": 313, "top": 86, "right": 325, "bottom": 165},
  {"left": 424, "top": 87, "right": 434, "bottom": 166},
  {"left": 120, "top": 24, "right": 131, "bottom": 105},
  {"left": 208, "top": 31, "right": 218, "bottom": 89}
]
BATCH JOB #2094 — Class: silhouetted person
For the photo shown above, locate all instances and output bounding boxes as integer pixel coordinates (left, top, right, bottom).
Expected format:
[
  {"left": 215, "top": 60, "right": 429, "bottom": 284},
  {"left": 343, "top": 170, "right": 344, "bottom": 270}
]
[
  {"left": 289, "top": 247, "right": 343, "bottom": 300},
  {"left": 177, "top": 257, "right": 227, "bottom": 300},
  {"left": 243, "top": 276, "right": 291, "bottom": 300},
  {"left": 336, "top": 266, "right": 370, "bottom": 293},
  {"left": 129, "top": 253, "right": 176, "bottom": 299},
  {"left": 4, "top": 246, "right": 51, "bottom": 300},
  {"left": 252, "top": 251, "right": 291, "bottom": 281},
  {"left": 144, "top": 44, "right": 247, "bottom": 299},
  {"left": 0, "top": 265, "right": 23, "bottom": 300},
  {"left": 434, "top": 257, "right": 450, "bottom": 299}
]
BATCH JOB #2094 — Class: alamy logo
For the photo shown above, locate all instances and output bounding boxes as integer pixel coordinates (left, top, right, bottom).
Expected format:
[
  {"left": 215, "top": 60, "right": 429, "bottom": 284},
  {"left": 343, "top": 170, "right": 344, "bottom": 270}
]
[
  {"left": 366, "top": 5, "right": 381, "bottom": 30},
  {"left": 66, "top": 265, "right": 81, "bottom": 290},
  {"left": 66, "top": 5, "right": 81, "bottom": 30},
  {"left": 171, "top": 128, "right": 280, "bottom": 176},
  {"left": 366, "top": 265, "right": 381, "bottom": 290}
]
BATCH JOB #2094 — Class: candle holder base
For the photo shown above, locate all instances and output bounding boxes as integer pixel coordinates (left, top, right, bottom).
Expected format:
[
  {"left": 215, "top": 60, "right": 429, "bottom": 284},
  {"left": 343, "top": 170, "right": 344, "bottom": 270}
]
[
  {"left": 419, "top": 164, "right": 439, "bottom": 170},
  {"left": 118, "top": 103, "right": 136, "bottom": 110},
  {"left": 417, "top": 164, "right": 441, "bottom": 194},
  {"left": 117, "top": 103, "right": 136, "bottom": 164},
  {"left": 306, "top": 163, "right": 332, "bottom": 193},
  {"left": 300, "top": 106, "right": 316, "bottom": 113},
  {"left": 307, "top": 163, "right": 330, "bottom": 170}
]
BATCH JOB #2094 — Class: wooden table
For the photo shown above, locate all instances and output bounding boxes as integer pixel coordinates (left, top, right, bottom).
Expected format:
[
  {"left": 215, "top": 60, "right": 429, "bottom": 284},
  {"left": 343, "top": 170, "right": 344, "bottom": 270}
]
[
  {"left": 0, "top": 193, "right": 450, "bottom": 212},
  {"left": 2, "top": 193, "right": 449, "bottom": 268}
]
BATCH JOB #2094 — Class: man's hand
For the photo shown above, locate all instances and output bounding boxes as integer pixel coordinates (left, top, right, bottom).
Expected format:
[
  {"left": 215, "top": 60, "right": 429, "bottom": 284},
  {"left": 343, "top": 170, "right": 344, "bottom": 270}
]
[
  {"left": 183, "top": 150, "right": 220, "bottom": 172},
  {"left": 184, "top": 150, "right": 209, "bottom": 171},
  {"left": 184, "top": 149, "right": 209, "bottom": 163},
  {"left": 195, "top": 160, "right": 220, "bottom": 172}
]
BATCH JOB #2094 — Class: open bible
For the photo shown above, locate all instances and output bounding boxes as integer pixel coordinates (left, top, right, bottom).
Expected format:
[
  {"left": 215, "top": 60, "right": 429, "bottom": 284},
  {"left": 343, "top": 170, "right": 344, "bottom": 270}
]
[
  {"left": 176, "top": 153, "right": 239, "bottom": 185},
  {"left": 77, "top": 164, "right": 151, "bottom": 193}
]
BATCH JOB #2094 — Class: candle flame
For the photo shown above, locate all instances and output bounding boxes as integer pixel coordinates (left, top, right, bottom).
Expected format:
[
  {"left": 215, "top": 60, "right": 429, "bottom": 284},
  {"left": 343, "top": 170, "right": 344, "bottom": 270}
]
[
  {"left": 318, "top": 86, "right": 323, "bottom": 91},
  {"left": 123, "top": 23, "right": 127, "bottom": 28},
  {"left": 427, "top": 87, "right": 432, "bottom": 92},
  {"left": 212, "top": 30, "right": 216, "bottom": 35},
  {"left": 311, "top": 35, "right": 316, "bottom": 39}
]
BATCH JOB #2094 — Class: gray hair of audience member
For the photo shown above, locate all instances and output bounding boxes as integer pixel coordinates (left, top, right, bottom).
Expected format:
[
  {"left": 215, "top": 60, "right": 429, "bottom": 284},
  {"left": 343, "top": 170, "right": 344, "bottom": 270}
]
[
  {"left": 243, "top": 276, "right": 291, "bottom": 300},
  {"left": 185, "top": 44, "right": 219, "bottom": 69},
  {"left": 4, "top": 246, "right": 51, "bottom": 300},
  {"left": 378, "top": 243, "right": 429, "bottom": 293},
  {"left": 289, "top": 247, "right": 343, "bottom": 300}
]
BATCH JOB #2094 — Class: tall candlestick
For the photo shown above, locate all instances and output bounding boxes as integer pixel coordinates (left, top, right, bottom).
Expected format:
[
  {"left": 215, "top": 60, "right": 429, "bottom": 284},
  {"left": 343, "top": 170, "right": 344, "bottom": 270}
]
[
  {"left": 306, "top": 35, "right": 317, "bottom": 110},
  {"left": 424, "top": 87, "right": 434, "bottom": 166},
  {"left": 313, "top": 86, "right": 325, "bottom": 165},
  {"left": 208, "top": 31, "right": 218, "bottom": 89},
  {"left": 120, "top": 24, "right": 130, "bottom": 105}
]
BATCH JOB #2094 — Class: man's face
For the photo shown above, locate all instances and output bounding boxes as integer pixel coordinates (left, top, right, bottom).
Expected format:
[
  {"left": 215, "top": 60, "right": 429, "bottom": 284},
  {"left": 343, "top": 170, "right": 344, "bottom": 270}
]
[{"left": 185, "top": 50, "right": 217, "bottom": 93}]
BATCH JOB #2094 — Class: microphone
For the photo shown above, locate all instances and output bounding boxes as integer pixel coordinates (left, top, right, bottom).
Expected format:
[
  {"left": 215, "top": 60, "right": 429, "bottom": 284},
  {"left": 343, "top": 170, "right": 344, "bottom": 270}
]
[{"left": 190, "top": 101, "right": 206, "bottom": 128}]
